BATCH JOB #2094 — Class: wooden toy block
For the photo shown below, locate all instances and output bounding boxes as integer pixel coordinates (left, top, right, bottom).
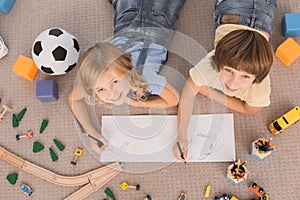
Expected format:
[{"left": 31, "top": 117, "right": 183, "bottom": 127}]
[
  {"left": 275, "top": 38, "right": 300, "bottom": 67},
  {"left": 0, "top": 0, "right": 15, "bottom": 14},
  {"left": 250, "top": 138, "right": 274, "bottom": 160},
  {"left": 12, "top": 55, "right": 38, "bottom": 80},
  {"left": 282, "top": 13, "right": 300, "bottom": 37},
  {"left": 36, "top": 80, "right": 58, "bottom": 102}
]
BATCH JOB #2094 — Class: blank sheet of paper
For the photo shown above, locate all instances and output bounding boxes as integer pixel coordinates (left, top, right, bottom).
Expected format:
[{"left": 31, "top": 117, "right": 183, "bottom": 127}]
[{"left": 100, "top": 114, "right": 235, "bottom": 162}]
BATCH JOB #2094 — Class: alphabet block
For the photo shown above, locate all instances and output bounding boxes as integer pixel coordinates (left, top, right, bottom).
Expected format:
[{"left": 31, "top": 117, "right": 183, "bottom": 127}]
[
  {"left": 12, "top": 55, "right": 38, "bottom": 80},
  {"left": 282, "top": 13, "right": 300, "bottom": 37},
  {"left": 275, "top": 38, "right": 300, "bottom": 67},
  {"left": 36, "top": 80, "right": 58, "bottom": 102},
  {"left": 0, "top": 0, "right": 15, "bottom": 14}
]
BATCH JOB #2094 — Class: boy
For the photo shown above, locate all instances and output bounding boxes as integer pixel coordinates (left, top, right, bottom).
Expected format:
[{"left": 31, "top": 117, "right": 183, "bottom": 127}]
[{"left": 174, "top": 0, "right": 277, "bottom": 160}]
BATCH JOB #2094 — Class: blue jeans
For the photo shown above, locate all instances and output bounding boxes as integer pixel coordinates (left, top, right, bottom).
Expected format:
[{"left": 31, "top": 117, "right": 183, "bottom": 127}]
[
  {"left": 108, "top": 0, "right": 186, "bottom": 45},
  {"left": 214, "top": 0, "right": 277, "bottom": 36}
]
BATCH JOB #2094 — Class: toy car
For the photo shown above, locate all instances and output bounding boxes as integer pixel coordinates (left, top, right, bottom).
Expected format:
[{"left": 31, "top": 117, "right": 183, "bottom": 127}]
[
  {"left": 20, "top": 183, "right": 34, "bottom": 197},
  {"left": 214, "top": 194, "right": 238, "bottom": 200},
  {"left": 249, "top": 182, "right": 265, "bottom": 197},
  {"left": 178, "top": 192, "right": 188, "bottom": 200},
  {"left": 268, "top": 106, "right": 300, "bottom": 135}
]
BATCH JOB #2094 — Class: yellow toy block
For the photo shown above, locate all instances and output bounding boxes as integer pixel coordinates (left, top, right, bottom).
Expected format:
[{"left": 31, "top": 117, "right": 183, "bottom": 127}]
[
  {"left": 12, "top": 55, "right": 38, "bottom": 80},
  {"left": 275, "top": 38, "right": 300, "bottom": 67}
]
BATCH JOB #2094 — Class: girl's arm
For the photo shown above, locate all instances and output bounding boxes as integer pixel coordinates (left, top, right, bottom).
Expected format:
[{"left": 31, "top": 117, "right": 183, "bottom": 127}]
[
  {"left": 128, "top": 82, "right": 179, "bottom": 108},
  {"left": 199, "top": 87, "right": 263, "bottom": 115},
  {"left": 68, "top": 82, "right": 107, "bottom": 154}
]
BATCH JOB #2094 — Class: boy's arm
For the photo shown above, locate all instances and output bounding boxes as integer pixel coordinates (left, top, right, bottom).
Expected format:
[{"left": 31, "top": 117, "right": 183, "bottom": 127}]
[
  {"left": 128, "top": 82, "right": 179, "bottom": 108},
  {"left": 173, "top": 78, "right": 201, "bottom": 161},
  {"left": 199, "top": 87, "right": 263, "bottom": 115},
  {"left": 68, "top": 82, "right": 107, "bottom": 153}
]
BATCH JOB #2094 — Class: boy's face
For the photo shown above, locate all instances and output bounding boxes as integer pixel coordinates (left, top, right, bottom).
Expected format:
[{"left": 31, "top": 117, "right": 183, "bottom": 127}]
[
  {"left": 219, "top": 66, "right": 256, "bottom": 97},
  {"left": 94, "top": 70, "right": 131, "bottom": 105}
]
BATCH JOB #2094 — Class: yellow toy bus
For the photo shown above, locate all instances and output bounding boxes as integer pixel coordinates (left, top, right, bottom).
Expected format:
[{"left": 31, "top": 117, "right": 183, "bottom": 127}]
[{"left": 269, "top": 106, "right": 300, "bottom": 135}]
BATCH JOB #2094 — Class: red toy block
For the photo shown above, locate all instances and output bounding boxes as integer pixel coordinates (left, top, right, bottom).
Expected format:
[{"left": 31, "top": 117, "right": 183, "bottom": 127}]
[
  {"left": 12, "top": 55, "right": 39, "bottom": 80},
  {"left": 275, "top": 38, "right": 300, "bottom": 67}
]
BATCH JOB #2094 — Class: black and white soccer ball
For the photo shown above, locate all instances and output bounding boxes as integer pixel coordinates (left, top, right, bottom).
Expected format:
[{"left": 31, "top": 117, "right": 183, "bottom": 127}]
[{"left": 32, "top": 28, "right": 80, "bottom": 75}]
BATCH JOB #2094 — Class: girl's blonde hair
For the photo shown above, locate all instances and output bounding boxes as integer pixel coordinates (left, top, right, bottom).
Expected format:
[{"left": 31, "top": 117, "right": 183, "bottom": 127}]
[
  {"left": 78, "top": 42, "right": 147, "bottom": 106},
  {"left": 212, "top": 30, "right": 273, "bottom": 83}
]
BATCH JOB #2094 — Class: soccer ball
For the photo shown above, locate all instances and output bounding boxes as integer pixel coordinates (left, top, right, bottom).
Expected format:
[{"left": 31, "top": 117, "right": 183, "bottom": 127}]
[{"left": 32, "top": 28, "right": 80, "bottom": 75}]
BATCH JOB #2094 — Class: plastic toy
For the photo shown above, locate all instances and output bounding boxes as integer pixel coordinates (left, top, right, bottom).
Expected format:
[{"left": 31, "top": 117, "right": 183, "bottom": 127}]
[
  {"left": 275, "top": 38, "right": 300, "bottom": 67},
  {"left": 204, "top": 185, "right": 211, "bottom": 198},
  {"left": 12, "top": 114, "right": 18, "bottom": 127},
  {"left": 53, "top": 139, "right": 65, "bottom": 151},
  {"left": 70, "top": 148, "right": 83, "bottom": 165},
  {"left": 20, "top": 183, "right": 34, "bottom": 197},
  {"left": 104, "top": 187, "right": 116, "bottom": 200},
  {"left": 39, "top": 119, "right": 49, "bottom": 133},
  {"left": 269, "top": 106, "right": 300, "bottom": 135},
  {"left": 0, "top": 35, "right": 8, "bottom": 58},
  {"left": 120, "top": 181, "right": 140, "bottom": 191},
  {"left": 226, "top": 159, "right": 248, "bottom": 185},
  {"left": 143, "top": 195, "right": 152, "bottom": 200},
  {"left": 259, "top": 194, "right": 269, "bottom": 200},
  {"left": 49, "top": 147, "right": 58, "bottom": 162},
  {"left": 16, "top": 108, "right": 27, "bottom": 121},
  {"left": 85, "top": 133, "right": 104, "bottom": 147},
  {"left": 0, "top": 146, "right": 122, "bottom": 200},
  {"left": 249, "top": 182, "right": 266, "bottom": 198},
  {"left": 0, "top": 104, "right": 12, "bottom": 121},
  {"left": 282, "top": 13, "right": 300, "bottom": 37},
  {"left": 32, "top": 141, "right": 44, "bottom": 153},
  {"left": 6, "top": 173, "right": 18, "bottom": 185},
  {"left": 32, "top": 28, "right": 80, "bottom": 75},
  {"left": 214, "top": 194, "right": 238, "bottom": 200},
  {"left": 36, "top": 80, "right": 58, "bottom": 102},
  {"left": 16, "top": 131, "right": 33, "bottom": 141},
  {"left": 12, "top": 55, "right": 38, "bottom": 81},
  {"left": 250, "top": 138, "right": 274, "bottom": 160},
  {"left": 0, "top": 0, "right": 15, "bottom": 14},
  {"left": 177, "top": 192, "right": 188, "bottom": 200}
]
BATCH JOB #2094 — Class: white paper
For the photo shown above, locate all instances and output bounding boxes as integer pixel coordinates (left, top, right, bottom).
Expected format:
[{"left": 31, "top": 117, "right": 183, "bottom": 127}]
[{"left": 100, "top": 114, "right": 235, "bottom": 162}]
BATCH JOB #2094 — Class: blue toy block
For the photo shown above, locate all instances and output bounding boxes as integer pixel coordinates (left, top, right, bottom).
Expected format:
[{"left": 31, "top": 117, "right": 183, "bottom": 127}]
[
  {"left": 0, "top": 0, "right": 15, "bottom": 14},
  {"left": 282, "top": 13, "right": 300, "bottom": 37},
  {"left": 36, "top": 80, "right": 58, "bottom": 102}
]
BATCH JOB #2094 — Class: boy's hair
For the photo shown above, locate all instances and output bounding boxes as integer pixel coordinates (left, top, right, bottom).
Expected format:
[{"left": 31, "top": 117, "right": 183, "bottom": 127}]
[
  {"left": 78, "top": 42, "right": 146, "bottom": 106},
  {"left": 212, "top": 30, "right": 273, "bottom": 83}
]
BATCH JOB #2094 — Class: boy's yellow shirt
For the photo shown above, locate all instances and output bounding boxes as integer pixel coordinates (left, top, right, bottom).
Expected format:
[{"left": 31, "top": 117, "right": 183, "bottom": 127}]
[{"left": 190, "top": 24, "right": 271, "bottom": 107}]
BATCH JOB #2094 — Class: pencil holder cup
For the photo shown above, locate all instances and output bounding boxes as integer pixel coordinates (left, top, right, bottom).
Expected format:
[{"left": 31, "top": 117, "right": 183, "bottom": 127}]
[
  {"left": 250, "top": 138, "right": 275, "bottom": 160},
  {"left": 226, "top": 161, "right": 248, "bottom": 185}
]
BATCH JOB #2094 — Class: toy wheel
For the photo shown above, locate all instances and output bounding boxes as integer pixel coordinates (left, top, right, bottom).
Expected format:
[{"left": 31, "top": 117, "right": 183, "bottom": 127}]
[
  {"left": 252, "top": 183, "right": 257, "bottom": 188},
  {"left": 262, "top": 196, "right": 267, "bottom": 200},
  {"left": 259, "top": 188, "right": 264, "bottom": 193}
]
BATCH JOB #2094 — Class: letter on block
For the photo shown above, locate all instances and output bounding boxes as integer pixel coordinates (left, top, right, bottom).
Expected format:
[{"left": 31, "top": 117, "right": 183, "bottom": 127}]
[
  {"left": 36, "top": 80, "right": 58, "bottom": 102},
  {"left": 282, "top": 13, "right": 300, "bottom": 37},
  {"left": 0, "top": 0, "right": 15, "bottom": 14},
  {"left": 12, "top": 55, "right": 38, "bottom": 80},
  {"left": 275, "top": 38, "right": 300, "bottom": 67}
]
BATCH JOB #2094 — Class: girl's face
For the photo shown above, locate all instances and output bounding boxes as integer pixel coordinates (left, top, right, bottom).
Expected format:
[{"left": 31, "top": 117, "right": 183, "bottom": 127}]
[
  {"left": 95, "top": 70, "right": 131, "bottom": 105},
  {"left": 219, "top": 66, "right": 256, "bottom": 97}
]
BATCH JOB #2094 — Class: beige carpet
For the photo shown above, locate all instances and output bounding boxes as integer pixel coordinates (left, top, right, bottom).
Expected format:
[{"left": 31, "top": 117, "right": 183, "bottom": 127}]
[{"left": 0, "top": 0, "right": 300, "bottom": 199}]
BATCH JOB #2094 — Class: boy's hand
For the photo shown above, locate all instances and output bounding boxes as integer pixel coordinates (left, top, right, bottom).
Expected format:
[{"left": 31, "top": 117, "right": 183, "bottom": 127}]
[
  {"left": 89, "top": 134, "right": 107, "bottom": 154},
  {"left": 173, "top": 137, "right": 188, "bottom": 162}
]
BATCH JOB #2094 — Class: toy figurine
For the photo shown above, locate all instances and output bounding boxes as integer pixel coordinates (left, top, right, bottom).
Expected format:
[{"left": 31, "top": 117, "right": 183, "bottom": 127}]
[
  {"left": 70, "top": 148, "right": 83, "bottom": 165},
  {"left": 16, "top": 131, "right": 33, "bottom": 140},
  {"left": 20, "top": 183, "right": 34, "bottom": 197}
]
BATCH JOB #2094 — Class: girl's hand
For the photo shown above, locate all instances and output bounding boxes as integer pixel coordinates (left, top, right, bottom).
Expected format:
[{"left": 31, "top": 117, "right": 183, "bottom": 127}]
[
  {"left": 89, "top": 134, "right": 107, "bottom": 154},
  {"left": 173, "top": 137, "right": 188, "bottom": 162}
]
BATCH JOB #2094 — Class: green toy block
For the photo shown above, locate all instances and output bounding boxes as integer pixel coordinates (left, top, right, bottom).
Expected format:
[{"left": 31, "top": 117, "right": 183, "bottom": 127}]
[
  {"left": 53, "top": 139, "right": 65, "bottom": 151},
  {"left": 104, "top": 187, "right": 116, "bottom": 200},
  {"left": 49, "top": 147, "right": 58, "bottom": 162},
  {"left": 12, "top": 114, "right": 18, "bottom": 128},
  {"left": 33, "top": 141, "right": 44, "bottom": 153},
  {"left": 16, "top": 108, "right": 27, "bottom": 121},
  {"left": 6, "top": 173, "right": 18, "bottom": 185},
  {"left": 39, "top": 119, "right": 49, "bottom": 134}
]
